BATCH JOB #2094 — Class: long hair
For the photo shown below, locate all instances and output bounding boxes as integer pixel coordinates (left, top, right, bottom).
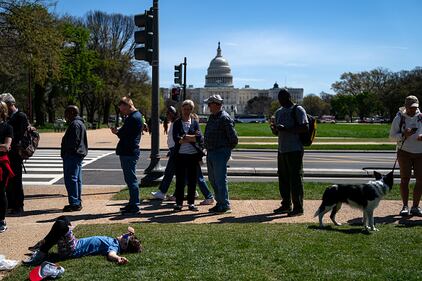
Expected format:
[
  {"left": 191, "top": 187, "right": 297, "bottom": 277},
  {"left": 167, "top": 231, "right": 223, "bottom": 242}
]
[{"left": 0, "top": 101, "right": 8, "bottom": 122}]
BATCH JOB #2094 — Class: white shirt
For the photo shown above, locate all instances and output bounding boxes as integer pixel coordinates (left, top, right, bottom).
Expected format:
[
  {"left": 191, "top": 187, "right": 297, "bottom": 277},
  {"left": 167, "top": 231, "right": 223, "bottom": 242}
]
[
  {"left": 389, "top": 109, "right": 422, "bottom": 153},
  {"left": 167, "top": 122, "right": 175, "bottom": 148}
]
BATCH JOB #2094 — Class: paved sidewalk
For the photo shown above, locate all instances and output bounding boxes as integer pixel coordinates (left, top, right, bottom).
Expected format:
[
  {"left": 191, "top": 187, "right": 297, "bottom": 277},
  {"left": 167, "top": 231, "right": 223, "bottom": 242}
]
[
  {"left": 0, "top": 185, "right": 419, "bottom": 269},
  {"left": 39, "top": 127, "right": 168, "bottom": 150}
]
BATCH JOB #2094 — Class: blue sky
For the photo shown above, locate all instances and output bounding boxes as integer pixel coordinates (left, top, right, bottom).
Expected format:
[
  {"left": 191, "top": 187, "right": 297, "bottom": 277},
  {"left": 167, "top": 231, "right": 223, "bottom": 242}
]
[{"left": 53, "top": 0, "right": 422, "bottom": 95}]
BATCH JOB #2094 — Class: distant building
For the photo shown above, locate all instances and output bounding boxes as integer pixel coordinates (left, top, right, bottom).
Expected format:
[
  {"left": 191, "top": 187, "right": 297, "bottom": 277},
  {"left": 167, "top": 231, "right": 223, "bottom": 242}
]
[{"left": 166, "top": 42, "right": 304, "bottom": 115}]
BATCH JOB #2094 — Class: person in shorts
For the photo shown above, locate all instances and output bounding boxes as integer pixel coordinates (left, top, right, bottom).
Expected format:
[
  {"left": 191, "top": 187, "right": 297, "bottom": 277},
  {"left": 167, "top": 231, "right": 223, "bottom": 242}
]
[{"left": 389, "top": 95, "right": 422, "bottom": 216}]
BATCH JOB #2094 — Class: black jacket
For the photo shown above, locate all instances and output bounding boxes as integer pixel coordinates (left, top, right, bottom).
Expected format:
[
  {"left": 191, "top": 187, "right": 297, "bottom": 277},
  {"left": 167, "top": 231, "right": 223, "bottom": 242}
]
[
  {"left": 61, "top": 116, "right": 88, "bottom": 158},
  {"left": 172, "top": 118, "right": 203, "bottom": 154},
  {"left": 8, "top": 110, "right": 29, "bottom": 149}
]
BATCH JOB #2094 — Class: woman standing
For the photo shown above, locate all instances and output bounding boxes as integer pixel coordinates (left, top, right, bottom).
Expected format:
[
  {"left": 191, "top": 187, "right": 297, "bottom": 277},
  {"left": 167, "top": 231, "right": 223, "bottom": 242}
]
[
  {"left": 0, "top": 101, "right": 15, "bottom": 233},
  {"left": 172, "top": 100, "right": 203, "bottom": 211}
]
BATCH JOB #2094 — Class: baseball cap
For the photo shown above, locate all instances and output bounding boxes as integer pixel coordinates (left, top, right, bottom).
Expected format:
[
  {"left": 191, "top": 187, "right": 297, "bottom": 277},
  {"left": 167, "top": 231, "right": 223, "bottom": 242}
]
[
  {"left": 204, "top": 94, "right": 223, "bottom": 104},
  {"left": 29, "top": 261, "right": 65, "bottom": 281},
  {"left": 404, "top": 95, "right": 419, "bottom": 108}
]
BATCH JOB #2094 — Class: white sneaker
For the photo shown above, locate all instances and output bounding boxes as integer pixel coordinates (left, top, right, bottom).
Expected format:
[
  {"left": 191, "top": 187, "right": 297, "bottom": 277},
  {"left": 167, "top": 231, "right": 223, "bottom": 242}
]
[
  {"left": 151, "top": 191, "right": 166, "bottom": 200},
  {"left": 199, "top": 198, "right": 215, "bottom": 205}
]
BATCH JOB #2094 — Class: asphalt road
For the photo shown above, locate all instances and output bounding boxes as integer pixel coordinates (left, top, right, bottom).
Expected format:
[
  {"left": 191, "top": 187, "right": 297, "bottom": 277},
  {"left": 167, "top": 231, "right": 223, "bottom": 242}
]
[{"left": 55, "top": 150, "right": 397, "bottom": 185}]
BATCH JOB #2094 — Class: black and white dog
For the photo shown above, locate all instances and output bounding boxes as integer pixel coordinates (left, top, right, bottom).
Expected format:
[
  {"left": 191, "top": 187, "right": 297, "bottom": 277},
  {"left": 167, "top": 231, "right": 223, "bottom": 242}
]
[{"left": 314, "top": 171, "right": 394, "bottom": 231}]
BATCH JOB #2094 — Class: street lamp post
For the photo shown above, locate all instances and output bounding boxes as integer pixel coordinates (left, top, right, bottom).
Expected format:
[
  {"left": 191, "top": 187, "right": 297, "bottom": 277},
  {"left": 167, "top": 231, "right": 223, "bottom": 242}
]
[{"left": 141, "top": 0, "right": 163, "bottom": 186}]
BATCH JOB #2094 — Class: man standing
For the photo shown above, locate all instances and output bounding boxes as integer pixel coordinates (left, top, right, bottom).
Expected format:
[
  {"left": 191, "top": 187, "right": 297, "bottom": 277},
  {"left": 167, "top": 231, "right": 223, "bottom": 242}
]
[
  {"left": 389, "top": 95, "right": 422, "bottom": 216},
  {"left": 0, "top": 93, "right": 28, "bottom": 215},
  {"left": 61, "top": 105, "right": 88, "bottom": 212},
  {"left": 204, "top": 94, "right": 238, "bottom": 213},
  {"left": 270, "top": 89, "right": 308, "bottom": 217},
  {"left": 111, "top": 97, "right": 143, "bottom": 214}
]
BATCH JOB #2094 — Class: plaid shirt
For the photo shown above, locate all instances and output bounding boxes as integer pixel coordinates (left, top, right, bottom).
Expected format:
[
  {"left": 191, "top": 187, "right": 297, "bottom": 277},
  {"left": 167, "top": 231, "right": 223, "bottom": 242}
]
[{"left": 204, "top": 110, "right": 238, "bottom": 151}]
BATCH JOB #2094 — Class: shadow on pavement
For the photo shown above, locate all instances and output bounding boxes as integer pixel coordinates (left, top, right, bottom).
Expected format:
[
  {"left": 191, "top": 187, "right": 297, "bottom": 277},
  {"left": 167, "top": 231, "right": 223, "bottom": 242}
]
[
  {"left": 347, "top": 215, "right": 421, "bottom": 227},
  {"left": 215, "top": 212, "right": 288, "bottom": 223}
]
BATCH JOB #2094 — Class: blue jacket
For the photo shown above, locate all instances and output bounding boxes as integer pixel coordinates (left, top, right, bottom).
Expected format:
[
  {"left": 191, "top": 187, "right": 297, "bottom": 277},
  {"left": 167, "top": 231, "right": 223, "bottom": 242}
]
[
  {"left": 61, "top": 116, "right": 88, "bottom": 158},
  {"left": 116, "top": 111, "right": 143, "bottom": 156}
]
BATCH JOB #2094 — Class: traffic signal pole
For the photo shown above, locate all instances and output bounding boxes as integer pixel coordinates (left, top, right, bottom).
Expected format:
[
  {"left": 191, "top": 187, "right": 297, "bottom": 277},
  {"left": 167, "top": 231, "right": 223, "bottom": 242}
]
[
  {"left": 141, "top": 0, "right": 163, "bottom": 185},
  {"left": 183, "top": 57, "right": 187, "bottom": 101}
]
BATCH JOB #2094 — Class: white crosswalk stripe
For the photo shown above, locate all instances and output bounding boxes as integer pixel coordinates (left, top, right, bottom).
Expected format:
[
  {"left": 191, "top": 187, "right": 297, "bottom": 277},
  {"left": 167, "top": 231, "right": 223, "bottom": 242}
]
[{"left": 22, "top": 149, "right": 113, "bottom": 185}]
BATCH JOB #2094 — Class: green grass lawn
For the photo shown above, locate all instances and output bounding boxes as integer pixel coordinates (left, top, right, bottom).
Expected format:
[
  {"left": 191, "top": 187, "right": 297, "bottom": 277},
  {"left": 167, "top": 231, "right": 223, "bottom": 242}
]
[
  {"left": 5, "top": 223, "right": 421, "bottom": 281},
  {"left": 201, "top": 123, "right": 391, "bottom": 138},
  {"left": 113, "top": 182, "right": 407, "bottom": 201}
]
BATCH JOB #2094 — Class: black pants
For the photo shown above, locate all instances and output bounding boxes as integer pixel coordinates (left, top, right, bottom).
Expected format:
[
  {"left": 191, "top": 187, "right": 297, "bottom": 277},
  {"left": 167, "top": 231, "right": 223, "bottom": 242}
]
[
  {"left": 7, "top": 151, "right": 24, "bottom": 210},
  {"left": 175, "top": 154, "right": 198, "bottom": 206},
  {"left": 278, "top": 151, "right": 304, "bottom": 212},
  {"left": 39, "top": 216, "right": 71, "bottom": 253},
  {"left": 0, "top": 166, "right": 9, "bottom": 221}
]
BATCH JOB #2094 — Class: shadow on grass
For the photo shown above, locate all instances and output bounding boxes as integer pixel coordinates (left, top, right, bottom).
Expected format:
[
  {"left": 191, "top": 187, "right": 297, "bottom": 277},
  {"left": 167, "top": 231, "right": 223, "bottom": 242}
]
[
  {"left": 307, "top": 224, "right": 370, "bottom": 235},
  {"left": 347, "top": 215, "right": 422, "bottom": 227}
]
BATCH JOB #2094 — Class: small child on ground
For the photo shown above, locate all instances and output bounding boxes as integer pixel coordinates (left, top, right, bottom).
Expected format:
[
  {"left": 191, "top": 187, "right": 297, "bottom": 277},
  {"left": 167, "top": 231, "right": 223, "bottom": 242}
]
[{"left": 23, "top": 216, "right": 142, "bottom": 265}]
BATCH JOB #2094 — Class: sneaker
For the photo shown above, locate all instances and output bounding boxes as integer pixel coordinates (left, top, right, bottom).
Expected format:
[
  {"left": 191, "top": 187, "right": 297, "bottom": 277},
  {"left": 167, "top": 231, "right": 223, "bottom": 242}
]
[
  {"left": 63, "top": 204, "right": 82, "bottom": 212},
  {"left": 151, "top": 191, "right": 166, "bottom": 200},
  {"left": 22, "top": 250, "right": 47, "bottom": 265},
  {"left": 288, "top": 209, "right": 304, "bottom": 217},
  {"left": 167, "top": 195, "right": 176, "bottom": 201},
  {"left": 173, "top": 205, "right": 182, "bottom": 211},
  {"left": 199, "top": 198, "right": 215, "bottom": 205},
  {"left": 400, "top": 206, "right": 410, "bottom": 216},
  {"left": 208, "top": 205, "right": 220, "bottom": 213},
  {"left": 216, "top": 206, "right": 232, "bottom": 214},
  {"left": 188, "top": 204, "right": 199, "bottom": 211},
  {"left": 8, "top": 207, "right": 24, "bottom": 216},
  {"left": 410, "top": 206, "right": 422, "bottom": 217},
  {"left": 273, "top": 206, "right": 292, "bottom": 214},
  {"left": 121, "top": 206, "right": 140, "bottom": 214},
  {"left": 0, "top": 220, "right": 7, "bottom": 233}
]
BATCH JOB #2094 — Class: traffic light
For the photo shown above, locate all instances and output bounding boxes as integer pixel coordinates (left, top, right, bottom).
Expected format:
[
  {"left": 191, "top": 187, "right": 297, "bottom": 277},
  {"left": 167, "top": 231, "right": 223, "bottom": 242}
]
[
  {"left": 174, "top": 64, "right": 183, "bottom": 85},
  {"left": 134, "top": 8, "right": 154, "bottom": 64},
  {"left": 171, "top": 87, "right": 181, "bottom": 101}
]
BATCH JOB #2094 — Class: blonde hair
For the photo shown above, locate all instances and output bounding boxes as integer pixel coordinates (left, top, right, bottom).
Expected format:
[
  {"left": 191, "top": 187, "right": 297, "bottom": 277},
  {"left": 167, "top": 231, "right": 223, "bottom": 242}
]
[
  {"left": 0, "top": 101, "right": 8, "bottom": 121},
  {"left": 182, "top": 99, "right": 195, "bottom": 110}
]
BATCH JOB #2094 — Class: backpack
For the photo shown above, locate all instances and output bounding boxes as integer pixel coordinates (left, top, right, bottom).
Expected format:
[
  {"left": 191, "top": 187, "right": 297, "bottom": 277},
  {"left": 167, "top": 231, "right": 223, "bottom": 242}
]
[
  {"left": 291, "top": 104, "right": 317, "bottom": 146},
  {"left": 17, "top": 125, "right": 40, "bottom": 160}
]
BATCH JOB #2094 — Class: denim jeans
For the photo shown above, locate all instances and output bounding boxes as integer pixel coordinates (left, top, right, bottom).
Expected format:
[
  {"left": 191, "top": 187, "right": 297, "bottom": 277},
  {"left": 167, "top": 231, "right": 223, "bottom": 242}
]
[
  {"left": 119, "top": 155, "right": 140, "bottom": 206},
  {"left": 207, "top": 147, "right": 231, "bottom": 208},
  {"left": 278, "top": 151, "right": 304, "bottom": 212},
  {"left": 160, "top": 148, "right": 213, "bottom": 199},
  {"left": 63, "top": 155, "right": 83, "bottom": 206}
]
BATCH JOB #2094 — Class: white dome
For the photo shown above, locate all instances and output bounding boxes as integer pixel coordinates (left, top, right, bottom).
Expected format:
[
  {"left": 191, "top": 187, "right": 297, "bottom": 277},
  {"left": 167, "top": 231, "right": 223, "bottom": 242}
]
[{"left": 205, "top": 42, "right": 233, "bottom": 87}]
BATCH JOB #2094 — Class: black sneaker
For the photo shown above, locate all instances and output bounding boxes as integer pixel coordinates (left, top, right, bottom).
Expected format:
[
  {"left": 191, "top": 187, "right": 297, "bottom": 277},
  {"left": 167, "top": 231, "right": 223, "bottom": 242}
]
[
  {"left": 120, "top": 204, "right": 131, "bottom": 211},
  {"left": 288, "top": 209, "right": 304, "bottom": 217},
  {"left": 273, "top": 206, "right": 292, "bottom": 214},
  {"left": 63, "top": 204, "right": 83, "bottom": 212},
  {"left": 0, "top": 220, "right": 7, "bottom": 233},
  {"left": 216, "top": 207, "right": 232, "bottom": 214},
  {"left": 188, "top": 204, "right": 199, "bottom": 211},
  {"left": 173, "top": 205, "right": 182, "bottom": 212},
  {"left": 208, "top": 205, "right": 220, "bottom": 213},
  {"left": 121, "top": 206, "right": 140, "bottom": 214},
  {"left": 8, "top": 207, "right": 24, "bottom": 216}
]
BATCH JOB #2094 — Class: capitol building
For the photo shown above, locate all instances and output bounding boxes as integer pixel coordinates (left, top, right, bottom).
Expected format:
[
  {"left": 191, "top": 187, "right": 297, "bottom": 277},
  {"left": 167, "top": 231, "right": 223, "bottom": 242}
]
[{"left": 168, "top": 42, "right": 304, "bottom": 115}]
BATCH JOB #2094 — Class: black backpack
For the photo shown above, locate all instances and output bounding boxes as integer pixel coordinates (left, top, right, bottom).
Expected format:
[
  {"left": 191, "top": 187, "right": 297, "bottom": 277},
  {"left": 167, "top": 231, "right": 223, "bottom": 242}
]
[
  {"left": 291, "top": 104, "right": 317, "bottom": 147},
  {"left": 17, "top": 125, "right": 40, "bottom": 160}
]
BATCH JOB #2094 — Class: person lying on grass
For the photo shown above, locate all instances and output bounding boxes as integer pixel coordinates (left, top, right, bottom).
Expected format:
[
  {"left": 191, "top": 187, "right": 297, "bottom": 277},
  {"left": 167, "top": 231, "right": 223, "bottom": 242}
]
[{"left": 23, "top": 216, "right": 142, "bottom": 265}]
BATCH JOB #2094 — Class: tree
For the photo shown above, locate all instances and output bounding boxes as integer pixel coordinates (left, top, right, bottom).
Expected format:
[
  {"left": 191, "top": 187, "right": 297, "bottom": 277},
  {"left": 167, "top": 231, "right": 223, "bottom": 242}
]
[
  {"left": 244, "top": 96, "right": 272, "bottom": 115},
  {"left": 302, "top": 94, "right": 330, "bottom": 117},
  {"left": 331, "top": 94, "right": 356, "bottom": 121}
]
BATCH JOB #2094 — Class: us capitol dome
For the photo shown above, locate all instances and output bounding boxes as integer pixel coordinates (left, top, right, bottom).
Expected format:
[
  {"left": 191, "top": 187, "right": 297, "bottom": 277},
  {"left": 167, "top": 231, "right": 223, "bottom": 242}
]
[{"left": 205, "top": 42, "right": 233, "bottom": 88}]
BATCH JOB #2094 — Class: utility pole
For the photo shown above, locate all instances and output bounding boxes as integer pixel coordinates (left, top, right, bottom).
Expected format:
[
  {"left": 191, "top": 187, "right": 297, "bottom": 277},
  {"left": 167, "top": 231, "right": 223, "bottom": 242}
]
[
  {"left": 183, "top": 57, "right": 187, "bottom": 101},
  {"left": 134, "top": 0, "right": 163, "bottom": 185}
]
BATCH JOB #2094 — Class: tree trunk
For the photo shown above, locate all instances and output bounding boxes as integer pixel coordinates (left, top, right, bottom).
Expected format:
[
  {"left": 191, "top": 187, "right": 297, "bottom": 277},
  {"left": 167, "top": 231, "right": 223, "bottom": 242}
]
[
  {"left": 34, "top": 83, "right": 46, "bottom": 126},
  {"left": 102, "top": 98, "right": 111, "bottom": 124}
]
